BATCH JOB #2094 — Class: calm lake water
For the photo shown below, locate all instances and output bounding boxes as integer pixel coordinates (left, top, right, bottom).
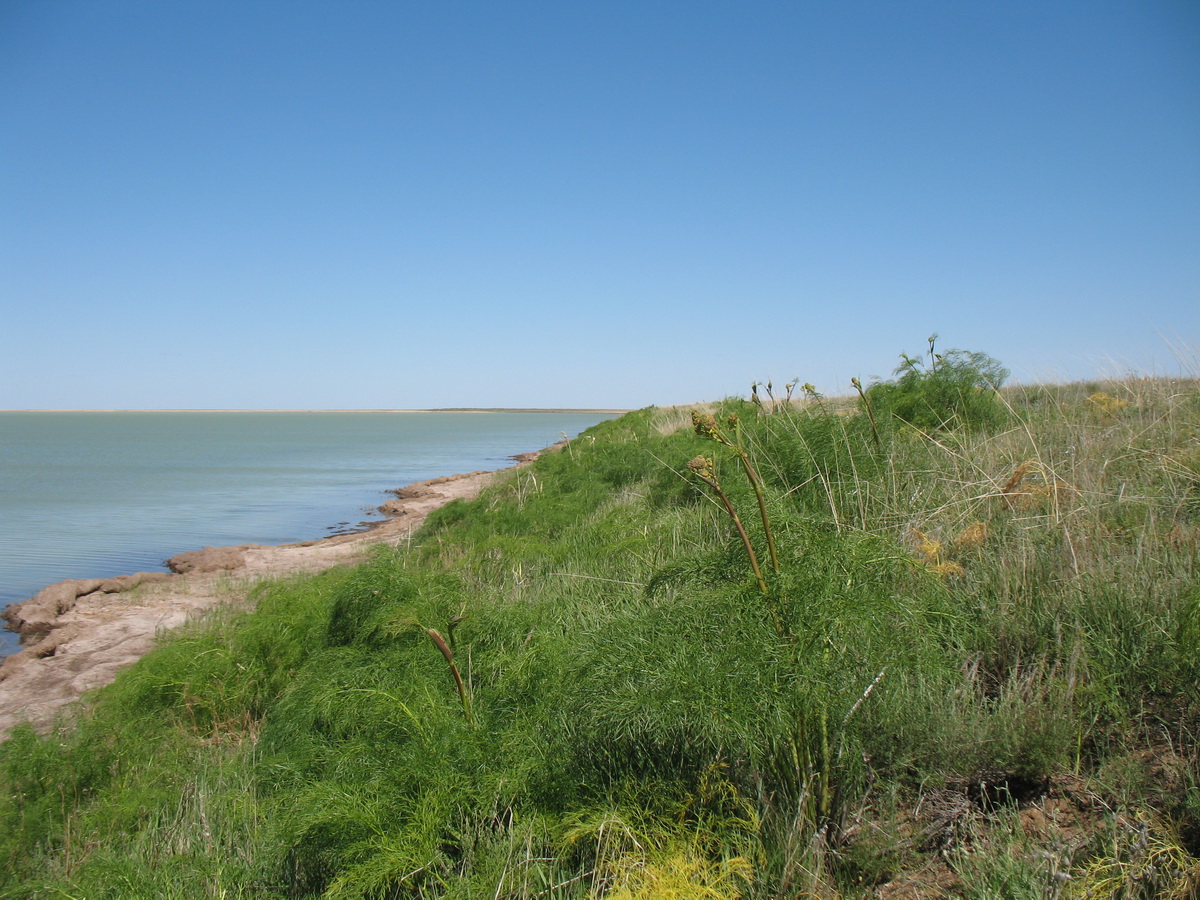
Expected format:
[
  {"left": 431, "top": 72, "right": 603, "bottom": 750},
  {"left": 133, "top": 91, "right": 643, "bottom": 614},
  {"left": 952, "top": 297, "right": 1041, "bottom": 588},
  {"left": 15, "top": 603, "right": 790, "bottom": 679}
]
[{"left": 0, "top": 411, "right": 616, "bottom": 656}]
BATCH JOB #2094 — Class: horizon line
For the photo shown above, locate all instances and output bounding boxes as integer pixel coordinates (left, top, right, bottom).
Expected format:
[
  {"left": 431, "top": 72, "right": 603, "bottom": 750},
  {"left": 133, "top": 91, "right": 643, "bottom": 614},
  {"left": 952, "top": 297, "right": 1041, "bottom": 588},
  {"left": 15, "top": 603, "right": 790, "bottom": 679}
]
[{"left": 0, "top": 407, "right": 631, "bottom": 414}]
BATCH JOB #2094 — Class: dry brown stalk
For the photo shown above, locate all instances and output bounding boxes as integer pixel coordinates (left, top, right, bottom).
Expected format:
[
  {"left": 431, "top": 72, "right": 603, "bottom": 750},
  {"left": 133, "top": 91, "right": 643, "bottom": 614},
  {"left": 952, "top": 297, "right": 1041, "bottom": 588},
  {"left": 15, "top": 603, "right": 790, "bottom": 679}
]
[
  {"left": 999, "top": 460, "right": 1035, "bottom": 507},
  {"left": 687, "top": 456, "right": 770, "bottom": 598},
  {"left": 424, "top": 627, "right": 474, "bottom": 726}
]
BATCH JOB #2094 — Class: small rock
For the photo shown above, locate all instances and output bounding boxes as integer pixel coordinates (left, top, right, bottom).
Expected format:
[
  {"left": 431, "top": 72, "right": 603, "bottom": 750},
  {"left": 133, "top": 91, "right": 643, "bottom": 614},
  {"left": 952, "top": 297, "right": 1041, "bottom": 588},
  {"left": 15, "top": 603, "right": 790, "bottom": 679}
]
[
  {"left": 389, "top": 486, "right": 433, "bottom": 500},
  {"left": 167, "top": 546, "right": 247, "bottom": 574},
  {"left": 378, "top": 499, "right": 415, "bottom": 516}
]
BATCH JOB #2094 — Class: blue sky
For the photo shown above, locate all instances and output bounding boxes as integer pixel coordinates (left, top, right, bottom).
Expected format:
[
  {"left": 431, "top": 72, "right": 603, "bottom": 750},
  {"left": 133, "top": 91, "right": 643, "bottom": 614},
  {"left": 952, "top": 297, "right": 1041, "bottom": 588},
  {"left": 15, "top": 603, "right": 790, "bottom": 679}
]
[{"left": 2, "top": 1, "right": 1197, "bottom": 409}]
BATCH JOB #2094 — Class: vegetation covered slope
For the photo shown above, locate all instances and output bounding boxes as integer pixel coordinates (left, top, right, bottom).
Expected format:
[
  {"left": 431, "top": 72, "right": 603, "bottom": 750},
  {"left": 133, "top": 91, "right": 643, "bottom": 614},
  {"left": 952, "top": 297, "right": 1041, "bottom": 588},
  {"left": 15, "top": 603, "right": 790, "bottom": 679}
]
[{"left": 2, "top": 354, "right": 1199, "bottom": 898}]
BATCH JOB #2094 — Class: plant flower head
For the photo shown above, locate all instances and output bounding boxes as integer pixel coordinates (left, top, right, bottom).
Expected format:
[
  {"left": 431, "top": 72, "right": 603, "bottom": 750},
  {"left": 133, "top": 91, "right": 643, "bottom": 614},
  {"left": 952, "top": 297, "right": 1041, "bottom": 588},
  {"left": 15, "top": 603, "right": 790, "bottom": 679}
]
[
  {"left": 1088, "top": 391, "right": 1128, "bottom": 417},
  {"left": 931, "top": 561, "right": 965, "bottom": 578},
  {"left": 687, "top": 455, "right": 715, "bottom": 480},
  {"left": 691, "top": 410, "right": 719, "bottom": 438},
  {"left": 953, "top": 521, "right": 989, "bottom": 548}
]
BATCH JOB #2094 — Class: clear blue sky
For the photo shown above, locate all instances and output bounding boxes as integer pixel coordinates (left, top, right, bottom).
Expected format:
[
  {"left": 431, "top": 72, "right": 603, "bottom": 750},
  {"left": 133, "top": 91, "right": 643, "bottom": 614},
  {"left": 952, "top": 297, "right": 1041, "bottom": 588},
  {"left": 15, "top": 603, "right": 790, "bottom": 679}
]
[{"left": 2, "top": 1, "right": 1197, "bottom": 409}]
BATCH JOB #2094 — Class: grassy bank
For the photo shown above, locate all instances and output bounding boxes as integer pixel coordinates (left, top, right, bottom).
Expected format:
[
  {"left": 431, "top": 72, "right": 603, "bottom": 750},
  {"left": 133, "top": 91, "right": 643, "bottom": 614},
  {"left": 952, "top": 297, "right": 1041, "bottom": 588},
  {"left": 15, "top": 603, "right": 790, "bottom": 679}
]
[{"left": 2, "top": 352, "right": 1198, "bottom": 898}]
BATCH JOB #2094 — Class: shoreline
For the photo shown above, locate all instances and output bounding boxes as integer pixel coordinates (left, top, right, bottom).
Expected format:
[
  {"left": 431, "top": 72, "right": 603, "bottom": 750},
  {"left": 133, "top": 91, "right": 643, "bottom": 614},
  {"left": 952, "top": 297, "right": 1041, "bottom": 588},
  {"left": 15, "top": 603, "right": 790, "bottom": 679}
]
[{"left": 0, "top": 445, "right": 556, "bottom": 739}]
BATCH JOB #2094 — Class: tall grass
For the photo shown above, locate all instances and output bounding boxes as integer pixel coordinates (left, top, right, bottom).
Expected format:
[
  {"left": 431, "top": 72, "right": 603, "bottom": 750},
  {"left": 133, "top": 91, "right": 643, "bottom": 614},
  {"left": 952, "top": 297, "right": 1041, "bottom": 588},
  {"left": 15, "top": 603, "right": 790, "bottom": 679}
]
[{"left": 1, "top": 361, "right": 1197, "bottom": 898}]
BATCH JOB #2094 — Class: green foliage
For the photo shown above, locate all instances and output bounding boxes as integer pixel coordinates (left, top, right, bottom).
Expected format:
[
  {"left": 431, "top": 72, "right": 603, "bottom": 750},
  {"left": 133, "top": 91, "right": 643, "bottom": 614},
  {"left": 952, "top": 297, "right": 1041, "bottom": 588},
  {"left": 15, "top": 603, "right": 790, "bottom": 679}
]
[
  {"left": 3, "top": 357, "right": 1199, "bottom": 897},
  {"left": 866, "top": 346, "right": 1010, "bottom": 432}
]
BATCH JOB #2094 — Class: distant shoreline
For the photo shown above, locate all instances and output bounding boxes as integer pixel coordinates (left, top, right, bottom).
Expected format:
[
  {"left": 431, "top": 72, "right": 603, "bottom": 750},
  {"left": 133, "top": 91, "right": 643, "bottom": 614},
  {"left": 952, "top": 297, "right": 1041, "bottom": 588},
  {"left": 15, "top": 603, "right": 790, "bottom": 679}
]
[{"left": 0, "top": 408, "right": 629, "bottom": 414}]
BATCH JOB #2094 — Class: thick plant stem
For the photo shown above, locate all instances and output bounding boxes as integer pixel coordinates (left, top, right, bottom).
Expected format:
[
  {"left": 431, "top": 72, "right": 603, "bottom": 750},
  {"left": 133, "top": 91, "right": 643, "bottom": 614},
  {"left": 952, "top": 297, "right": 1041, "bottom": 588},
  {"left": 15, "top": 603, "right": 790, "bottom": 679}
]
[
  {"left": 736, "top": 448, "right": 779, "bottom": 573},
  {"left": 852, "top": 378, "right": 881, "bottom": 448},
  {"left": 424, "top": 628, "right": 474, "bottom": 726},
  {"left": 701, "top": 413, "right": 780, "bottom": 573},
  {"left": 700, "top": 473, "right": 768, "bottom": 596},
  {"left": 730, "top": 416, "right": 779, "bottom": 571},
  {"left": 689, "top": 460, "right": 785, "bottom": 636},
  {"left": 689, "top": 416, "right": 787, "bottom": 635}
]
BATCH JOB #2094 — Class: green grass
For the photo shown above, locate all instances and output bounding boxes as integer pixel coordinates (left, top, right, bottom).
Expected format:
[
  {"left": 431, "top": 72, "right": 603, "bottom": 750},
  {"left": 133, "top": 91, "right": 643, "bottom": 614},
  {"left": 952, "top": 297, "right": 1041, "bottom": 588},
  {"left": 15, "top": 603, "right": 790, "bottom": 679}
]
[{"left": 1, "top": 356, "right": 1198, "bottom": 898}]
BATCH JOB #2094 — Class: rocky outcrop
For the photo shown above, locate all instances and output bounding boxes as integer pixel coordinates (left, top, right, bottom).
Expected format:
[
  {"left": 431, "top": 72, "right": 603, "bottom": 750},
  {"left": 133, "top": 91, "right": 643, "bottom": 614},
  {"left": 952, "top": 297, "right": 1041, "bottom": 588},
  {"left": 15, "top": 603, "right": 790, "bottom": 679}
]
[
  {"left": 1, "top": 572, "right": 178, "bottom": 644},
  {"left": 389, "top": 485, "right": 439, "bottom": 500},
  {"left": 0, "top": 626, "right": 80, "bottom": 679},
  {"left": 167, "top": 545, "right": 249, "bottom": 574},
  {"left": 3, "top": 578, "right": 103, "bottom": 637}
]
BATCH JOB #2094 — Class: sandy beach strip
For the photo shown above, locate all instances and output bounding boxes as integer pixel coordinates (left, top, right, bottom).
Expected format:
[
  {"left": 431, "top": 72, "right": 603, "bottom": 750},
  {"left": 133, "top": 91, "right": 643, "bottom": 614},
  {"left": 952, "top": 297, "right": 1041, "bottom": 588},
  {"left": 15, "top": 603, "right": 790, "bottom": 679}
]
[{"left": 0, "top": 445, "right": 555, "bottom": 739}]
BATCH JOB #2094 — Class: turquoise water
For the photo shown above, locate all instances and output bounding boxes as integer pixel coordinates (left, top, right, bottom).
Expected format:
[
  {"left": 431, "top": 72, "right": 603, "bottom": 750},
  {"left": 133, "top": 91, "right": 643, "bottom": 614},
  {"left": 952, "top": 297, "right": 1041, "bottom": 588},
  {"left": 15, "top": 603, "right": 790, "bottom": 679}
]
[{"left": 0, "top": 411, "right": 615, "bottom": 656}]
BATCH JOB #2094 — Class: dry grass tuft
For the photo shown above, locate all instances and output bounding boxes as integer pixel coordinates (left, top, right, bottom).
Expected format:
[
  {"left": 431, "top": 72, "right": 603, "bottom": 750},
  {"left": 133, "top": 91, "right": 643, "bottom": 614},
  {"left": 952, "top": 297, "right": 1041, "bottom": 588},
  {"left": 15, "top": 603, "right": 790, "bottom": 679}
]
[{"left": 654, "top": 404, "right": 716, "bottom": 436}]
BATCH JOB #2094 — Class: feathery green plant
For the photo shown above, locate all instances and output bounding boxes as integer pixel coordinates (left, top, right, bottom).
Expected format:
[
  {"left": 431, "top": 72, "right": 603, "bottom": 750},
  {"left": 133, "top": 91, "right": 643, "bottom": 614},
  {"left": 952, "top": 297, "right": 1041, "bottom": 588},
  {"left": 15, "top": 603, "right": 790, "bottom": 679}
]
[
  {"left": 2, "top": 357, "right": 1198, "bottom": 898},
  {"left": 864, "top": 345, "right": 1010, "bottom": 432}
]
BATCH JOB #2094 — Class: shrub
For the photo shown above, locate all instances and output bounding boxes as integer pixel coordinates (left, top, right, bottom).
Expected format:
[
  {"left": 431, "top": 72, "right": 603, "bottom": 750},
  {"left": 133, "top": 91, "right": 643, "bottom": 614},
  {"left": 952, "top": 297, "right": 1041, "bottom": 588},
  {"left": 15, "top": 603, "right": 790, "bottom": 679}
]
[{"left": 865, "top": 346, "right": 1010, "bottom": 432}]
